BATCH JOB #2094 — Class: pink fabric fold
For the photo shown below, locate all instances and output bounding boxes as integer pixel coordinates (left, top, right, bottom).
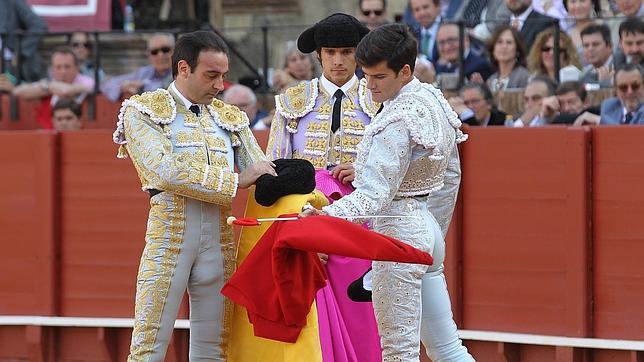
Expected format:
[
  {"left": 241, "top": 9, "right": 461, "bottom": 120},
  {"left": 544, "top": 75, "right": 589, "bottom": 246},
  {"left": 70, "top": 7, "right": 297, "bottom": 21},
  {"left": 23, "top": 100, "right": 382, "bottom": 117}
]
[{"left": 314, "top": 169, "right": 382, "bottom": 362}]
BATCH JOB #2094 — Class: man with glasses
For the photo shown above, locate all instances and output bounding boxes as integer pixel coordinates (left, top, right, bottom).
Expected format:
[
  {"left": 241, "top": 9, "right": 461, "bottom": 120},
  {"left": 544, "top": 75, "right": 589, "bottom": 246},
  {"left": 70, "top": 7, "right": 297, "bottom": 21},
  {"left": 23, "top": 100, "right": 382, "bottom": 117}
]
[
  {"left": 357, "top": 0, "right": 389, "bottom": 30},
  {"left": 433, "top": 22, "right": 493, "bottom": 86},
  {"left": 101, "top": 33, "right": 174, "bottom": 102},
  {"left": 599, "top": 63, "right": 644, "bottom": 124}
]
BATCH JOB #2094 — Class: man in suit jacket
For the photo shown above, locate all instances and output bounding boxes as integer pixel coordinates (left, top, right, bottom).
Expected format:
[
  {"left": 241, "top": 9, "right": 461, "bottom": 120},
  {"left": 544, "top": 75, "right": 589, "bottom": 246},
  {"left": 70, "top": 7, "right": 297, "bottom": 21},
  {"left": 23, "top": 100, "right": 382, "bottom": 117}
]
[
  {"left": 448, "top": 83, "right": 508, "bottom": 126},
  {"left": 505, "top": 0, "right": 557, "bottom": 52},
  {"left": 600, "top": 64, "right": 644, "bottom": 125},
  {"left": 434, "top": 22, "right": 494, "bottom": 85},
  {"left": 410, "top": 0, "right": 442, "bottom": 62},
  {"left": 0, "top": 0, "right": 48, "bottom": 82}
]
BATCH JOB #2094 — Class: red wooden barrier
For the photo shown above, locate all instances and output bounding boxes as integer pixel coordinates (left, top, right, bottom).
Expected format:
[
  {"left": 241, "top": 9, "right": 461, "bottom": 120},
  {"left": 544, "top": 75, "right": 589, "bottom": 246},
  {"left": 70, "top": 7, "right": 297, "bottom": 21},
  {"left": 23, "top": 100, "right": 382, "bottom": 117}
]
[
  {"left": 592, "top": 126, "right": 644, "bottom": 340},
  {"left": 460, "top": 127, "right": 591, "bottom": 336},
  {"left": 58, "top": 131, "right": 149, "bottom": 317},
  {"left": 0, "top": 132, "right": 57, "bottom": 316}
]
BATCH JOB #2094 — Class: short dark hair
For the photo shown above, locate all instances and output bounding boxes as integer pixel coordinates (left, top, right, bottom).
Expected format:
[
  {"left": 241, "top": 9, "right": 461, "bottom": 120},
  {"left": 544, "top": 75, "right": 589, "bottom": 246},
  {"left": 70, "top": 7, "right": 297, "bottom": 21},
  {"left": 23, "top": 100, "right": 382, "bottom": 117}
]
[
  {"left": 619, "top": 17, "right": 644, "bottom": 39},
  {"left": 530, "top": 75, "right": 557, "bottom": 96},
  {"left": 614, "top": 63, "right": 644, "bottom": 83},
  {"left": 555, "top": 81, "right": 587, "bottom": 102},
  {"left": 355, "top": 23, "right": 417, "bottom": 73},
  {"left": 461, "top": 83, "right": 495, "bottom": 107},
  {"left": 358, "top": 0, "right": 386, "bottom": 10},
  {"left": 52, "top": 46, "right": 79, "bottom": 66},
  {"left": 51, "top": 98, "right": 82, "bottom": 117},
  {"left": 580, "top": 23, "right": 612, "bottom": 47},
  {"left": 172, "top": 30, "right": 228, "bottom": 78}
]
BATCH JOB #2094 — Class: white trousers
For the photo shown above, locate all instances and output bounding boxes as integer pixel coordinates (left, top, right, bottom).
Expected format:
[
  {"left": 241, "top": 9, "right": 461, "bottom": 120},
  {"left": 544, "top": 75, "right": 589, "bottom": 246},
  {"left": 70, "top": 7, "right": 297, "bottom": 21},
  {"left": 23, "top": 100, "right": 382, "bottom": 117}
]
[
  {"left": 372, "top": 198, "right": 474, "bottom": 362},
  {"left": 128, "top": 194, "right": 231, "bottom": 361}
]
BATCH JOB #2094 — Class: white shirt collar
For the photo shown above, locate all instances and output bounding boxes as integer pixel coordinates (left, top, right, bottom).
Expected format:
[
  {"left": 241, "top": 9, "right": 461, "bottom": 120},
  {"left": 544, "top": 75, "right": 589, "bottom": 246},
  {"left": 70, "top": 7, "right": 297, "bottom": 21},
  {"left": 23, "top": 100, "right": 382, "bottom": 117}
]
[
  {"left": 170, "top": 81, "right": 200, "bottom": 111},
  {"left": 510, "top": 6, "right": 533, "bottom": 30},
  {"left": 422, "top": 15, "right": 442, "bottom": 33},
  {"left": 320, "top": 74, "right": 358, "bottom": 101},
  {"left": 384, "top": 77, "right": 420, "bottom": 107}
]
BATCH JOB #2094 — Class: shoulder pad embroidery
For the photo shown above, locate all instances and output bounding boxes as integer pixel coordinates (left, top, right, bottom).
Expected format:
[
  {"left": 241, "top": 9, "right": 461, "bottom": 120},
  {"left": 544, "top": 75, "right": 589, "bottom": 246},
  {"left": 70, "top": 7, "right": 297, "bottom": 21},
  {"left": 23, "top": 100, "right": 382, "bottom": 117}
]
[
  {"left": 358, "top": 78, "right": 381, "bottom": 118},
  {"left": 113, "top": 88, "right": 176, "bottom": 146},
  {"left": 207, "top": 99, "right": 250, "bottom": 132},
  {"left": 275, "top": 79, "right": 319, "bottom": 119}
]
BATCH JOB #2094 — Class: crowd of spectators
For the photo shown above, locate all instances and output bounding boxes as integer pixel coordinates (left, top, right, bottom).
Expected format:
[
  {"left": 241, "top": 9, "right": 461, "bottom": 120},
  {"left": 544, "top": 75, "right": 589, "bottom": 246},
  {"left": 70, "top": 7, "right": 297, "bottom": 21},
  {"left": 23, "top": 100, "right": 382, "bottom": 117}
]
[{"left": 0, "top": 0, "right": 643, "bottom": 130}]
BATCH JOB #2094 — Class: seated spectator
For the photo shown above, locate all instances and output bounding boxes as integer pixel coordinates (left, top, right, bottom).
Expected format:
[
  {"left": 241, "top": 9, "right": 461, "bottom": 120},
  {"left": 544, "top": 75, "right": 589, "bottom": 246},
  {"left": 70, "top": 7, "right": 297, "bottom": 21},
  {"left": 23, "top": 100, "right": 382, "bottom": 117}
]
[
  {"left": 409, "top": 0, "right": 442, "bottom": 62},
  {"left": 12, "top": 47, "right": 94, "bottom": 129},
  {"left": 222, "top": 84, "right": 270, "bottom": 130},
  {"left": 608, "top": 0, "right": 644, "bottom": 46},
  {"left": 434, "top": 22, "right": 494, "bottom": 87},
  {"left": 539, "top": 80, "right": 601, "bottom": 124},
  {"left": 357, "top": 0, "right": 390, "bottom": 30},
  {"left": 69, "top": 31, "right": 106, "bottom": 82},
  {"left": 448, "top": 83, "right": 509, "bottom": 126},
  {"left": 579, "top": 24, "right": 614, "bottom": 88},
  {"left": 599, "top": 63, "right": 644, "bottom": 124},
  {"left": 563, "top": 0, "right": 601, "bottom": 65},
  {"left": 486, "top": 25, "right": 531, "bottom": 91},
  {"left": 528, "top": 28, "right": 582, "bottom": 83},
  {"left": 0, "top": 0, "right": 48, "bottom": 82},
  {"left": 100, "top": 33, "right": 174, "bottom": 102},
  {"left": 504, "top": 0, "right": 558, "bottom": 52},
  {"left": 513, "top": 75, "right": 557, "bottom": 126},
  {"left": 272, "top": 42, "right": 316, "bottom": 94},
  {"left": 614, "top": 17, "right": 644, "bottom": 69},
  {"left": 51, "top": 99, "right": 82, "bottom": 131}
]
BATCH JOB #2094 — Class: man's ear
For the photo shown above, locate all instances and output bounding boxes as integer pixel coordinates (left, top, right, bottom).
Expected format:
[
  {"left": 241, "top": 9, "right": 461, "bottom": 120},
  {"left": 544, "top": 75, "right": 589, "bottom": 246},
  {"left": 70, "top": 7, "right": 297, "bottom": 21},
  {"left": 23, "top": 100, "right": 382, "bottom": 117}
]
[
  {"left": 176, "top": 60, "right": 191, "bottom": 79},
  {"left": 400, "top": 64, "right": 412, "bottom": 80}
]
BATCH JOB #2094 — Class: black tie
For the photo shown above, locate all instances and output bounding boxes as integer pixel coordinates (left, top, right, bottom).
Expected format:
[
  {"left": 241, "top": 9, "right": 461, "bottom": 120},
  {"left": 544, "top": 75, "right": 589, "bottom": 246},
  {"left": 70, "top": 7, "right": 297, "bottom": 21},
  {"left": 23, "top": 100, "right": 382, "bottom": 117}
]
[
  {"left": 625, "top": 112, "right": 634, "bottom": 124},
  {"left": 189, "top": 104, "right": 201, "bottom": 116},
  {"left": 376, "top": 104, "right": 384, "bottom": 115},
  {"left": 332, "top": 89, "right": 344, "bottom": 133}
]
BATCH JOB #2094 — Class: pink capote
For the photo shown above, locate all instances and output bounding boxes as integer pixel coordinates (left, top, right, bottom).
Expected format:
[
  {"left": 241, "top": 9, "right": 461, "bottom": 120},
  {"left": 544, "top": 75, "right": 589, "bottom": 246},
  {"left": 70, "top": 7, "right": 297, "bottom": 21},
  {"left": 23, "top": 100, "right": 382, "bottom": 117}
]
[{"left": 314, "top": 170, "right": 383, "bottom": 362}]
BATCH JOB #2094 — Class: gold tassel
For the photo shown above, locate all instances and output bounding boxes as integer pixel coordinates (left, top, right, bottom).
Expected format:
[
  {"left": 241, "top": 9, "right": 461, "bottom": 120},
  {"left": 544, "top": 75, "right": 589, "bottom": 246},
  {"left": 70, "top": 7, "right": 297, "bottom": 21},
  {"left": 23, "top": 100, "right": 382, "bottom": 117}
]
[{"left": 117, "top": 145, "right": 129, "bottom": 159}]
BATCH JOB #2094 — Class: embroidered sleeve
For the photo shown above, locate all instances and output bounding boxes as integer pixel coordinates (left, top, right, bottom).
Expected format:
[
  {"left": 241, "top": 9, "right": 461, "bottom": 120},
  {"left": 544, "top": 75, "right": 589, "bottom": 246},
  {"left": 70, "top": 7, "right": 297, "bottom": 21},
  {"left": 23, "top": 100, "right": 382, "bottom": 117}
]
[
  {"left": 123, "top": 106, "right": 237, "bottom": 205},
  {"left": 234, "top": 126, "right": 268, "bottom": 171},
  {"left": 425, "top": 143, "right": 461, "bottom": 238},
  {"left": 323, "top": 120, "right": 412, "bottom": 221},
  {"left": 266, "top": 109, "right": 293, "bottom": 160}
]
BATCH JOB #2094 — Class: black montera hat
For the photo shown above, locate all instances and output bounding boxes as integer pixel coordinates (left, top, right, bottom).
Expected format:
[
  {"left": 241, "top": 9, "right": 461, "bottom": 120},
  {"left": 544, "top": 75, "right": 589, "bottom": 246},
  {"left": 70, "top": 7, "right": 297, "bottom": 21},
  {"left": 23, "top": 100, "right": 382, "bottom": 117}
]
[
  {"left": 254, "top": 158, "right": 316, "bottom": 207},
  {"left": 297, "top": 13, "right": 370, "bottom": 53}
]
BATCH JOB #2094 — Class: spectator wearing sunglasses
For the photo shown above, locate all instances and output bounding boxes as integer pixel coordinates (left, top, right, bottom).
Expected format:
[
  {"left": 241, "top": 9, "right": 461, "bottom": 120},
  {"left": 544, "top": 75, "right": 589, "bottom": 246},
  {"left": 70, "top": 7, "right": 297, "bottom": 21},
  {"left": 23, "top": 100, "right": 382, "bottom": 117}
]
[
  {"left": 69, "top": 31, "right": 106, "bottom": 82},
  {"left": 599, "top": 63, "right": 644, "bottom": 124},
  {"left": 101, "top": 33, "right": 174, "bottom": 102},
  {"left": 357, "top": 0, "right": 389, "bottom": 30}
]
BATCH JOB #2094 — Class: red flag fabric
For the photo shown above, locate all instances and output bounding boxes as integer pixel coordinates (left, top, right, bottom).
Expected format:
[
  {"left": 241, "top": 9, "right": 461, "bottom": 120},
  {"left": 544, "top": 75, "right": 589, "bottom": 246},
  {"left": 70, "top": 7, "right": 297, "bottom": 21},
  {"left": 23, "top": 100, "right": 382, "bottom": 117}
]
[
  {"left": 221, "top": 214, "right": 433, "bottom": 343},
  {"left": 27, "top": 0, "right": 112, "bottom": 31}
]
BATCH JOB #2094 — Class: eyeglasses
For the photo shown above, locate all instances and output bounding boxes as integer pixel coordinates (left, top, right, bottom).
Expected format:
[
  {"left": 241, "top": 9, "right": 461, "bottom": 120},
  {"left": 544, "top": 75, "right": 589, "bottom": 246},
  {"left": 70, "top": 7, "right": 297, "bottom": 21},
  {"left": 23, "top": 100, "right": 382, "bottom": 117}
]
[
  {"left": 149, "top": 46, "right": 172, "bottom": 56},
  {"left": 541, "top": 46, "right": 553, "bottom": 53},
  {"left": 362, "top": 9, "right": 384, "bottom": 16},
  {"left": 71, "top": 42, "right": 90, "bottom": 49},
  {"left": 463, "top": 98, "right": 483, "bottom": 107},
  {"left": 437, "top": 37, "right": 459, "bottom": 47},
  {"left": 617, "top": 82, "right": 642, "bottom": 93}
]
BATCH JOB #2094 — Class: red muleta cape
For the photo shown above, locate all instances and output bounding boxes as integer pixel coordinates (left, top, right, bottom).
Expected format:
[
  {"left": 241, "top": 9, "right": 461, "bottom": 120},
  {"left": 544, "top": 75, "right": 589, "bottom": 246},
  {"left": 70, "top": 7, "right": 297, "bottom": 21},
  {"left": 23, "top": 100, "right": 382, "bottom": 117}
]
[{"left": 221, "top": 214, "right": 433, "bottom": 343}]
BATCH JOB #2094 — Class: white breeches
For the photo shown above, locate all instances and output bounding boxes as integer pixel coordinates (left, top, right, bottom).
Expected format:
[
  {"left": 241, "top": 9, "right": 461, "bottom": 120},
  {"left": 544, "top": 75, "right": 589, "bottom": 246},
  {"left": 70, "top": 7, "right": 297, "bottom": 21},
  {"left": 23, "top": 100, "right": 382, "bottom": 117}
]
[{"left": 372, "top": 198, "right": 474, "bottom": 362}]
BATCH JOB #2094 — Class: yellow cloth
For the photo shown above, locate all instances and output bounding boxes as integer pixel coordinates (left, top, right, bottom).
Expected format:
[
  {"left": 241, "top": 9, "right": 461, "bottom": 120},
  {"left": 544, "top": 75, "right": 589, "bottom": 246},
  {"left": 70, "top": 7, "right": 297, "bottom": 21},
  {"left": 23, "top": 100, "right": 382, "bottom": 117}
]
[{"left": 227, "top": 188, "right": 329, "bottom": 362}]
